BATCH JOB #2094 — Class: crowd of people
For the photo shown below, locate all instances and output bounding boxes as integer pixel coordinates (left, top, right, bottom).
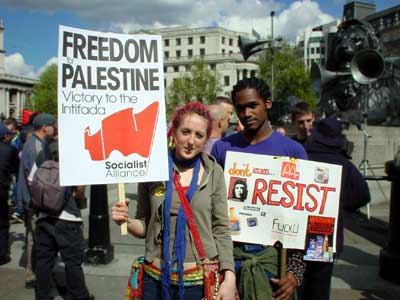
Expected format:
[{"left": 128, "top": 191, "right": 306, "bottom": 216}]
[{"left": 0, "top": 76, "right": 371, "bottom": 300}]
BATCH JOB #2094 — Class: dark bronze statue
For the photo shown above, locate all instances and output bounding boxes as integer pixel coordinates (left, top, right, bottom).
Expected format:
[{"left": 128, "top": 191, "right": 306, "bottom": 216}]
[{"left": 312, "top": 19, "right": 400, "bottom": 125}]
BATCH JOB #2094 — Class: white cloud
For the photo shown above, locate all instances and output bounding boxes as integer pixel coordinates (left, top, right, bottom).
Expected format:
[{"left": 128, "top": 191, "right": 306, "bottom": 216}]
[
  {"left": 1, "top": 0, "right": 332, "bottom": 40},
  {"left": 4, "top": 52, "right": 36, "bottom": 78},
  {"left": 37, "top": 57, "right": 58, "bottom": 75},
  {"left": 4, "top": 53, "right": 57, "bottom": 78},
  {"left": 2, "top": 0, "right": 336, "bottom": 75}
]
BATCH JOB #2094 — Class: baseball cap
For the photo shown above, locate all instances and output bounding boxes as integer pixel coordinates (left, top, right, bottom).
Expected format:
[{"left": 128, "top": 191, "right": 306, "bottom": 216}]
[
  {"left": 0, "top": 123, "right": 12, "bottom": 136},
  {"left": 32, "top": 113, "right": 57, "bottom": 129}
]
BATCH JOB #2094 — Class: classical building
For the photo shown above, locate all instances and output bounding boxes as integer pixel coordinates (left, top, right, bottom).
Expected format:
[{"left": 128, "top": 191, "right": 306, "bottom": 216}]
[
  {"left": 135, "top": 26, "right": 258, "bottom": 97},
  {"left": 0, "top": 21, "right": 37, "bottom": 120}
]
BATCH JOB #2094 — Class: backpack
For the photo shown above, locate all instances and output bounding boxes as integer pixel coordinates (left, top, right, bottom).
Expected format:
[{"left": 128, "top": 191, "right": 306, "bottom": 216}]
[{"left": 31, "top": 160, "right": 68, "bottom": 215}]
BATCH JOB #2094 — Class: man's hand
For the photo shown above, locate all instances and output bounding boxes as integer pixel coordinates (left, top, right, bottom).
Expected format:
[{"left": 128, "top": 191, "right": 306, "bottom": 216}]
[{"left": 271, "top": 272, "right": 297, "bottom": 300}]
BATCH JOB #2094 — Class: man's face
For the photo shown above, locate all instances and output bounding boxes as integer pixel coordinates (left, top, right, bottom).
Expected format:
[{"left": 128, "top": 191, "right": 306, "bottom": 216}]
[
  {"left": 234, "top": 183, "right": 245, "bottom": 198},
  {"left": 221, "top": 102, "right": 234, "bottom": 123},
  {"left": 293, "top": 112, "right": 314, "bottom": 139},
  {"left": 234, "top": 88, "right": 271, "bottom": 132},
  {"left": 43, "top": 124, "right": 56, "bottom": 139},
  {"left": 6, "top": 124, "right": 16, "bottom": 133}
]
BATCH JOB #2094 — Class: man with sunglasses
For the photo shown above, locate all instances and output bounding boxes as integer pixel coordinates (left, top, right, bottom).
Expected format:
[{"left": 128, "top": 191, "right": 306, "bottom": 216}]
[{"left": 291, "top": 102, "right": 314, "bottom": 145}]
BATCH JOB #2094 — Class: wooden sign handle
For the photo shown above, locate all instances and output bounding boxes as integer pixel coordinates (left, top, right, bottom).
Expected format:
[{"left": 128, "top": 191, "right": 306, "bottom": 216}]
[
  {"left": 118, "top": 183, "right": 128, "bottom": 235},
  {"left": 280, "top": 248, "right": 287, "bottom": 279}
]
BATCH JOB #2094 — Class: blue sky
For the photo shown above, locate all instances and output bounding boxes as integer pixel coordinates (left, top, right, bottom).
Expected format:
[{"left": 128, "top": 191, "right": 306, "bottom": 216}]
[{"left": 0, "top": 0, "right": 397, "bottom": 78}]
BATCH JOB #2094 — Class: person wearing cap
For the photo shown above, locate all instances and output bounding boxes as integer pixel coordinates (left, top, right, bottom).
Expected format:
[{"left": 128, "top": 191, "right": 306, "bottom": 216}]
[
  {"left": 15, "top": 113, "right": 56, "bottom": 287},
  {"left": 296, "top": 117, "right": 371, "bottom": 300},
  {"left": 0, "top": 124, "right": 19, "bottom": 265}
]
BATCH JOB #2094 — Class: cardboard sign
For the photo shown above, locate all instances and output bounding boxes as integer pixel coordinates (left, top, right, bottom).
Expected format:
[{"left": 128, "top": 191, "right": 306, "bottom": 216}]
[
  {"left": 57, "top": 26, "right": 168, "bottom": 186},
  {"left": 224, "top": 151, "right": 342, "bottom": 254}
]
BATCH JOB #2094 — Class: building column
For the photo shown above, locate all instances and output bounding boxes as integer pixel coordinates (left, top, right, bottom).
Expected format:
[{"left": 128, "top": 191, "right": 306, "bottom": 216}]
[
  {"left": 5, "top": 88, "right": 9, "bottom": 118},
  {"left": 21, "top": 91, "right": 27, "bottom": 112},
  {"left": 16, "top": 90, "right": 21, "bottom": 120},
  {"left": 0, "top": 88, "right": 5, "bottom": 117}
]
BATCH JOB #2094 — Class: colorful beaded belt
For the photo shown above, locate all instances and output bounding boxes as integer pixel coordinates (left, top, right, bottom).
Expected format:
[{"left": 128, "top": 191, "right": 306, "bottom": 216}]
[{"left": 143, "top": 262, "right": 204, "bottom": 286}]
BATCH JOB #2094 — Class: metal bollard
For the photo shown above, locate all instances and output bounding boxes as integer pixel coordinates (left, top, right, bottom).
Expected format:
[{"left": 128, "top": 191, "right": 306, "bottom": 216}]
[
  {"left": 379, "top": 160, "right": 400, "bottom": 283},
  {"left": 84, "top": 184, "right": 114, "bottom": 264}
]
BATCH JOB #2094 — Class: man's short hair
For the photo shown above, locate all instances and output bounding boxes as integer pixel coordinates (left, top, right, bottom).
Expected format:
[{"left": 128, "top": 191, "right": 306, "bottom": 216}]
[
  {"left": 214, "top": 96, "right": 233, "bottom": 106},
  {"left": 208, "top": 103, "right": 225, "bottom": 121},
  {"left": 291, "top": 102, "right": 313, "bottom": 121},
  {"left": 4, "top": 117, "right": 17, "bottom": 127},
  {"left": 231, "top": 78, "right": 271, "bottom": 104}
]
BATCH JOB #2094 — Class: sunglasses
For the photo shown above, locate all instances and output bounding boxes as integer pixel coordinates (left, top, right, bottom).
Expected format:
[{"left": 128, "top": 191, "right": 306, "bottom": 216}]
[{"left": 296, "top": 119, "right": 313, "bottom": 125}]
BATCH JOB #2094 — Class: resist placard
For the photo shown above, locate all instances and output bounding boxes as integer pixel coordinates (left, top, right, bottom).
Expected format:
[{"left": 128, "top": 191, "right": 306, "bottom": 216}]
[{"left": 224, "top": 151, "right": 342, "bottom": 254}]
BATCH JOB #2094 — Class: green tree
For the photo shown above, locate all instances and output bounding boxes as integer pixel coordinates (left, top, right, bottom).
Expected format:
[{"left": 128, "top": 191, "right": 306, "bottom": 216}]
[
  {"left": 167, "top": 59, "right": 222, "bottom": 116},
  {"left": 258, "top": 44, "right": 316, "bottom": 106},
  {"left": 31, "top": 64, "right": 58, "bottom": 115}
]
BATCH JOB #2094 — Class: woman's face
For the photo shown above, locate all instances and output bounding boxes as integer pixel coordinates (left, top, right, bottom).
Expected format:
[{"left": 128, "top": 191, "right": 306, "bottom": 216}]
[{"left": 172, "top": 113, "right": 209, "bottom": 161}]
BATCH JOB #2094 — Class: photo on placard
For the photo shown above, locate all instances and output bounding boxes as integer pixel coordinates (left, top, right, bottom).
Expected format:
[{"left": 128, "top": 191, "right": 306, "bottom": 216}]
[{"left": 228, "top": 176, "right": 248, "bottom": 202}]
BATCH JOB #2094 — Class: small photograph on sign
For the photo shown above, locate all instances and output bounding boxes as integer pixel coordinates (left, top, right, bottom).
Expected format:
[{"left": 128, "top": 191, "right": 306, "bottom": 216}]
[
  {"left": 314, "top": 167, "right": 329, "bottom": 184},
  {"left": 228, "top": 177, "right": 248, "bottom": 202},
  {"left": 247, "top": 217, "right": 258, "bottom": 227},
  {"left": 304, "top": 216, "right": 335, "bottom": 262},
  {"left": 228, "top": 207, "right": 241, "bottom": 235}
]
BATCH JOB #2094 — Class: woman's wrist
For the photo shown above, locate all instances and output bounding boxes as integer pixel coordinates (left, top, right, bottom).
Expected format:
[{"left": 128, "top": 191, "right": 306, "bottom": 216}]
[{"left": 223, "top": 269, "right": 236, "bottom": 281}]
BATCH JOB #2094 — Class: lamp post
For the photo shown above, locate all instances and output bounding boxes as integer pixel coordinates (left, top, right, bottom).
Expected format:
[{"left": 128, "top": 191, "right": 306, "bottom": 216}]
[{"left": 270, "top": 11, "right": 275, "bottom": 102}]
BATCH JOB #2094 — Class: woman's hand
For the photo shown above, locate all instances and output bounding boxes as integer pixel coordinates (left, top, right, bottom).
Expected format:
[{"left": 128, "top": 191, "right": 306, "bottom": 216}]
[
  {"left": 216, "top": 270, "right": 237, "bottom": 300},
  {"left": 271, "top": 272, "right": 298, "bottom": 300},
  {"left": 111, "top": 199, "right": 130, "bottom": 225}
]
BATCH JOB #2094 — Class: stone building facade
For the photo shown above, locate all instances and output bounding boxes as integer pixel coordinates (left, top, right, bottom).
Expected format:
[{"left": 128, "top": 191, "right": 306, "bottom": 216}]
[{"left": 0, "top": 21, "right": 37, "bottom": 120}]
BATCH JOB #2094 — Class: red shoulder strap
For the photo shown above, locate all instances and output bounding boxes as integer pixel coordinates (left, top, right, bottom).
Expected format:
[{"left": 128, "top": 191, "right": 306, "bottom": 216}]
[{"left": 173, "top": 172, "right": 206, "bottom": 260}]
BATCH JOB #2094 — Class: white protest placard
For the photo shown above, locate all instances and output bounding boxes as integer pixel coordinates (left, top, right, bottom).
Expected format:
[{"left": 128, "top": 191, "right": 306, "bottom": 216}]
[
  {"left": 224, "top": 152, "right": 342, "bottom": 259},
  {"left": 57, "top": 25, "right": 168, "bottom": 186}
]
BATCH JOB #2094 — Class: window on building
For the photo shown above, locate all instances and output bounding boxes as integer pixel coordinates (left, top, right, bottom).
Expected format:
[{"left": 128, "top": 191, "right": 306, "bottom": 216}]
[
  {"left": 200, "top": 36, "right": 205, "bottom": 44},
  {"left": 229, "top": 51, "right": 233, "bottom": 55},
  {"left": 316, "top": 47, "right": 320, "bottom": 54},
  {"left": 164, "top": 51, "right": 169, "bottom": 58},
  {"left": 164, "top": 79, "right": 167, "bottom": 87},
  {"left": 176, "top": 38, "right": 181, "bottom": 46},
  {"left": 200, "top": 48, "right": 205, "bottom": 56},
  {"left": 243, "top": 69, "right": 248, "bottom": 78},
  {"left": 222, "top": 49, "right": 225, "bottom": 55},
  {"left": 222, "top": 37, "right": 225, "bottom": 44},
  {"left": 188, "top": 49, "right": 193, "bottom": 57},
  {"left": 311, "top": 48, "right": 315, "bottom": 54},
  {"left": 176, "top": 50, "right": 181, "bottom": 58},
  {"left": 164, "top": 66, "right": 167, "bottom": 73},
  {"left": 321, "top": 48, "right": 325, "bottom": 54},
  {"left": 173, "top": 66, "right": 179, "bottom": 72},
  {"left": 229, "top": 38, "right": 233, "bottom": 46},
  {"left": 250, "top": 70, "right": 256, "bottom": 77},
  {"left": 224, "top": 76, "right": 230, "bottom": 86},
  {"left": 188, "top": 37, "right": 193, "bottom": 45},
  {"left": 210, "top": 64, "right": 216, "bottom": 71},
  {"left": 185, "top": 65, "right": 190, "bottom": 71},
  {"left": 165, "top": 39, "right": 169, "bottom": 47}
]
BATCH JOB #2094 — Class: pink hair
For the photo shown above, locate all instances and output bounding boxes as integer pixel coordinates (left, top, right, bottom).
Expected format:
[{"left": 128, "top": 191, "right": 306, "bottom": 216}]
[{"left": 168, "top": 102, "right": 213, "bottom": 138}]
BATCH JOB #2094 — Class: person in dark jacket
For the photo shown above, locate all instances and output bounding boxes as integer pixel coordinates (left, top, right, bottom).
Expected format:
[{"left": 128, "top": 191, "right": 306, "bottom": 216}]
[
  {"left": 297, "top": 117, "right": 371, "bottom": 300},
  {"left": 0, "top": 124, "right": 19, "bottom": 265}
]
